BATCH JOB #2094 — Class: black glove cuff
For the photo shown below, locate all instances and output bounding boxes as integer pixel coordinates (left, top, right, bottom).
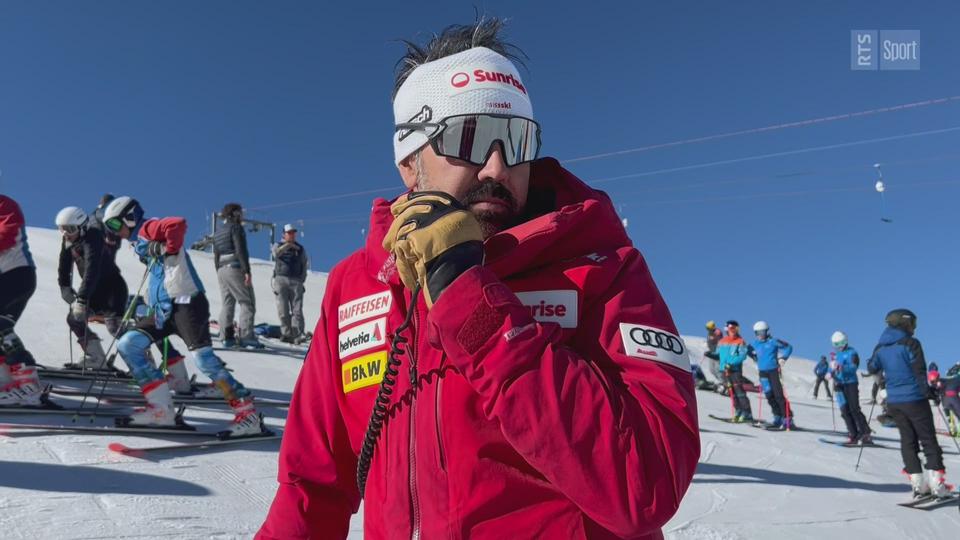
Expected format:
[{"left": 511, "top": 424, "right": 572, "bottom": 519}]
[{"left": 424, "top": 240, "right": 483, "bottom": 304}]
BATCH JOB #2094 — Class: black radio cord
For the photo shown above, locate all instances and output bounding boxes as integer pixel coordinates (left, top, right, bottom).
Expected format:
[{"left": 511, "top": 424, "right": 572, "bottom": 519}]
[{"left": 356, "top": 284, "right": 420, "bottom": 496}]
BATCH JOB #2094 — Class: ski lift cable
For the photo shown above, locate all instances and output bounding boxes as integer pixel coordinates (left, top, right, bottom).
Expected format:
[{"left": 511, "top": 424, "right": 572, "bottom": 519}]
[
  {"left": 245, "top": 103, "right": 960, "bottom": 212},
  {"left": 562, "top": 95, "right": 960, "bottom": 164},
  {"left": 626, "top": 178, "right": 960, "bottom": 206},
  {"left": 590, "top": 126, "right": 960, "bottom": 185},
  {"left": 613, "top": 153, "right": 960, "bottom": 198}
]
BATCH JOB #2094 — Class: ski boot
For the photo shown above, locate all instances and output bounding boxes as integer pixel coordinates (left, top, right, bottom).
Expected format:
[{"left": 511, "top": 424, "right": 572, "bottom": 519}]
[
  {"left": 165, "top": 355, "right": 193, "bottom": 394},
  {"left": 119, "top": 383, "right": 177, "bottom": 427},
  {"left": 238, "top": 337, "right": 265, "bottom": 350},
  {"left": 223, "top": 396, "right": 265, "bottom": 438},
  {"left": 735, "top": 413, "right": 754, "bottom": 424},
  {"left": 768, "top": 415, "right": 784, "bottom": 429},
  {"left": 927, "top": 469, "right": 953, "bottom": 498},
  {"left": 0, "top": 363, "right": 44, "bottom": 406},
  {"left": 907, "top": 470, "right": 930, "bottom": 500}
]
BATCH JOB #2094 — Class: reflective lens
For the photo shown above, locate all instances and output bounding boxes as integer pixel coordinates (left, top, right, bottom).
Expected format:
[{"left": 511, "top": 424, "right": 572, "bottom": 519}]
[
  {"left": 105, "top": 217, "right": 123, "bottom": 232},
  {"left": 59, "top": 225, "right": 79, "bottom": 236},
  {"left": 398, "top": 114, "right": 541, "bottom": 167}
]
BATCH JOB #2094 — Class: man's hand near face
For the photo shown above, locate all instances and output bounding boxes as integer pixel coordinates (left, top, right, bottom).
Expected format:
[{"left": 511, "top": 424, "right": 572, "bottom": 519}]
[{"left": 382, "top": 191, "right": 484, "bottom": 307}]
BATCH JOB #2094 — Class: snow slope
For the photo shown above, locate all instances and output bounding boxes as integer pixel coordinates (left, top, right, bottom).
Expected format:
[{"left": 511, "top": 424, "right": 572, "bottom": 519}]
[{"left": 2, "top": 227, "right": 957, "bottom": 539}]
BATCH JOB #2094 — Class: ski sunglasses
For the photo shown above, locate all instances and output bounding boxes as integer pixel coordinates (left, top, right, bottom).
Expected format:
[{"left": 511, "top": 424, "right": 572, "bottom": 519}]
[
  {"left": 395, "top": 113, "right": 541, "bottom": 167},
  {"left": 58, "top": 225, "right": 81, "bottom": 236}
]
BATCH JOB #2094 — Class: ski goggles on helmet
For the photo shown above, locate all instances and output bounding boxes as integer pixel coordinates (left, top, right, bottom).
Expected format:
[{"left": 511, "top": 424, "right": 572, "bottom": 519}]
[
  {"left": 395, "top": 113, "right": 541, "bottom": 167},
  {"left": 105, "top": 208, "right": 142, "bottom": 233},
  {"left": 58, "top": 225, "right": 81, "bottom": 236}
]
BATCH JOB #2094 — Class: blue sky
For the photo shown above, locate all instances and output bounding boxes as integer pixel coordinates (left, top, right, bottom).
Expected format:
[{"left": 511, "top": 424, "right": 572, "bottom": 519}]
[{"left": 2, "top": 1, "right": 959, "bottom": 366}]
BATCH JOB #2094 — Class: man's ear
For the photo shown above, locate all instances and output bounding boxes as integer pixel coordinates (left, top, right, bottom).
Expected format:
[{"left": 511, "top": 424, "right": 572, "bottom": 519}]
[{"left": 397, "top": 150, "right": 420, "bottom": 190}]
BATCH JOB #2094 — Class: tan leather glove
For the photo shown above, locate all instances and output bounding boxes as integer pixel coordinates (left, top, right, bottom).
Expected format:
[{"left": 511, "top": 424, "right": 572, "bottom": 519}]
[{"left": 382, "top": 191, "right": 484, "bottom": 308}]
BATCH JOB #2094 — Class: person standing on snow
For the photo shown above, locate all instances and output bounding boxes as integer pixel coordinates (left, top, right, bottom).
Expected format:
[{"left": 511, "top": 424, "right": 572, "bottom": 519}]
[
  {"left": 102, "top": 196, "right": 264, "bottom": 436},
  {"left": 89, "top": 193, "right": 121, "bottom": 262},
  {"left": 257, "top": 18, "right": 699, "bottom": 539},
  {"left": 271, "top": 224, "right": 308, "bottom": 344},
  {"left": 718, "top": 320, "right": 753, "bottom": 422},
  {"left": 213, "top": 202, "right": 261, "bottom": 349},
  {"left": 704, "top": 320, "right": 725, "bottom": 387},
  {"left": 747, "top": 320, "right": 795, "bottom": 429},
  {"left": 830, "top": 331, "right": 871, "bottom": 444},
  {"left": 940, "top": 362, "right": 960, "bottom": 436},
  {"left": 813, "top": 355, "right": 832, "bottom": 399},
  {"left": 55, "top": 206, "right": 126, "bottom": 369},
  {"left": 867, "top": 309, "right": 951, "bottom": 499},
  {"left": 0, "top": 194, "right": 45, "bottom": 406}
]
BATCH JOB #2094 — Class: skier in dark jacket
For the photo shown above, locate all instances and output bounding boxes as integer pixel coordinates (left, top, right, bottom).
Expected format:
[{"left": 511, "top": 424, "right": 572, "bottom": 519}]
[
  {"left": 213, "top": 202, "right": 261, "bottom": 349},
  {"left": 941, "top": 363, "right": 960, "bottom": 436},
  {"left": 813, "top": 355, "right": 832, "bottom": 399},
  {"left": 271, "top": 224, "right": 308, "bottom": 343},
  {"left": 867, "top": 309, "right": 950, "bottom": 499},
  {"left": 56, "top": 206, "right": 126, "bottom": 369}
]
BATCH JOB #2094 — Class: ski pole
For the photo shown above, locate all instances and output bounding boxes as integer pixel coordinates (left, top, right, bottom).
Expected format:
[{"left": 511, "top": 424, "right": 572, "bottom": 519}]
[
  {"left": 757, "top": 385, "right": 763, "bottom": 422},
  {"left": 781, "top": 370, "right": 793, "bottom": 429},
  {"left": 936, "top": 405, "right": 960, "bottom": 455},
  {"left": 855, "top": 397, "right": 879, "bottom": 471},
  {"left": 830, "top": 381, "right": 837, "bottom": 432},
  {"left": 72, "top": 261, "right": 153, "bottom": 421}
]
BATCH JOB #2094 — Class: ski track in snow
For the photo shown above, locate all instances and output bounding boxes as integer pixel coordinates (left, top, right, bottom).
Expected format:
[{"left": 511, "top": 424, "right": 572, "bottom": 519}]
[{"left": 4, "top": 228, "right": 960, "bottom": 538}]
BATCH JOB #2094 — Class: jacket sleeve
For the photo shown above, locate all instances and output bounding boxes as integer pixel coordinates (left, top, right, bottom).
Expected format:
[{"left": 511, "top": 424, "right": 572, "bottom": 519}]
[
  {"left": 232, "top": 224, "right": 251, "bottom": 274},
  {"left": 75, "top": 231, "right": 104, "bottom": 302},
  {"left": 138, "top": 217, "right": 187, "bottom": 255},
  {"left": 905, "top": 338, "right": 929, "bottom": 395},
  {"left": 733, "top": 343, "right": 748, "bottom": 366},
  {"left": 0, "top": 196, "right": 24, "bottom": 252},
  {"left": 256, "top": 272, "right": 357, "bottom": 539},
  {"left": 299, "top": 247, "right": 309, "bottom": 281},
  {"left": 426, "top": 251, "right": 699, "bottom": 537},
  {"left": 746, "top": 343, "right": 757, "bottom": 362},
  {"left": 866, "top": 345, "right": 882, "bottom": 374},
  {"left": 776, "top": 340, "right": 793, "bottom": 359},
  {"left": 57, "top": 240, "right": 73, "bottom": 288}
]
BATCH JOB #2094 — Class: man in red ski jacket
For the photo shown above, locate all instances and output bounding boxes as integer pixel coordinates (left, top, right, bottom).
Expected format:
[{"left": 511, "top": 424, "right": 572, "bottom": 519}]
[{"left": 258, "top": 18, "right": 699, "bottom": 539}]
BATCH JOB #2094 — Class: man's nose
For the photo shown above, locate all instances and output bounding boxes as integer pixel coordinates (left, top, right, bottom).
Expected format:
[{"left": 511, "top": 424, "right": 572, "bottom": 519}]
[{"left": 478, "top": 143, "right": 510, "bottom": 183}]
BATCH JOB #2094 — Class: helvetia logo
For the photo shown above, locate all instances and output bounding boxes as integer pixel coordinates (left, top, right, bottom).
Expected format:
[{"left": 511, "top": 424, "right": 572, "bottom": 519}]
[{"left": 338, "top": 317, "right": 387, "bottom": 359}]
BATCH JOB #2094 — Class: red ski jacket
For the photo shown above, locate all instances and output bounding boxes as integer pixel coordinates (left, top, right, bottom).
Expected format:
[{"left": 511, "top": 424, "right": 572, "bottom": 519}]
[{"left": 258, "top": 159, "right": 699, "bottom": 539}]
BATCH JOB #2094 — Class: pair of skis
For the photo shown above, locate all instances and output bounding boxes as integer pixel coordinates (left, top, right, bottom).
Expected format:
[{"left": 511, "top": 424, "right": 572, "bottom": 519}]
[
  {"left": 818, "top": 437, "right": 892, "bottom": 450},
  {"left": 49, "top": 386, "right": 290, "bottom": 407},
  {"left": 0, "top": 416, "right": 280, "bottom": 455},
  {"left": 707, "top": 414, "right": 801, "bottom": 432},
  {"left": 896, "top": 491, "right": 959, "bottom": 510}
]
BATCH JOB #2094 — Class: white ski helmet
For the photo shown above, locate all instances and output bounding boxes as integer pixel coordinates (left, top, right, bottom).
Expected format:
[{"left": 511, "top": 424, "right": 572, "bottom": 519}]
[
  {"left": 753, "top": 320, "right": 769, "bottom": 336},
  {"left": 831, "top": 331, "right": 848, "bottom": 349},
  {"left": 102, "top": 196, "right": 144, "bottom": 233},
  {"left": 55, "top": 206, "right": 89, "bottom": 233}
]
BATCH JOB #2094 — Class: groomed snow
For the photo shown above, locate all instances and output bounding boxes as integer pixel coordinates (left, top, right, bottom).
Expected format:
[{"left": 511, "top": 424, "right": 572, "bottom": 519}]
[{"left": 2, "top": 227, "right": 957, "bottom": 539}]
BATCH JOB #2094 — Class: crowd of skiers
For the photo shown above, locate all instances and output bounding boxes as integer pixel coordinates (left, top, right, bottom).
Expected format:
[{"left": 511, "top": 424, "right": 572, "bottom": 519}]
[
  {"left": 696, "top": 309, "right": 956, "bottom": 501},
  {"left": 0, "top": 192, "right": 309, "bottom": 437}
]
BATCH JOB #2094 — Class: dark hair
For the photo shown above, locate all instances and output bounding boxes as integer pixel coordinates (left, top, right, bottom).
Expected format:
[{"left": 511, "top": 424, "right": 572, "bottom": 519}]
[
  {"left": 392, "top": 16, "right": 527, "bottom": 100},
  {"left": 222, "top": 202, "right": 243, "bottom": 222},
  {"left": 100, "top": 193, "right": 115, "bottom": 206}
]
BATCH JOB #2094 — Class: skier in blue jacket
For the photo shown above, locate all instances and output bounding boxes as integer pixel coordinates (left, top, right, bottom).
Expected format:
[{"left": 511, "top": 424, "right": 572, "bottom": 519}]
[
  {"left": 813, "top": 355, "right": 832, "bottom": 399},
  {"left": 867, "top": 309, "right": 950, "bottom": 499},
  {"left": 748, "top": 321, "right": 794, "bottom": 429},
  {"left": 830, "top": 331, "right": 871, "bottom": 444}
]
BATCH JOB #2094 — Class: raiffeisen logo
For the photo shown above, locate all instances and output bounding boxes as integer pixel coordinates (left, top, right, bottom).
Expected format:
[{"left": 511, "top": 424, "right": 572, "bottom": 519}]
[{"left": 449, "top": 68, "right": 528, "bottom": 95}]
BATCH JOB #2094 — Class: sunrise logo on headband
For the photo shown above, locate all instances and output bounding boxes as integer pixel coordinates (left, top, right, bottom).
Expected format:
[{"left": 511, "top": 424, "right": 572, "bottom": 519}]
[{"left": 392, "top": 46, "right": 534, "bottom": 165}]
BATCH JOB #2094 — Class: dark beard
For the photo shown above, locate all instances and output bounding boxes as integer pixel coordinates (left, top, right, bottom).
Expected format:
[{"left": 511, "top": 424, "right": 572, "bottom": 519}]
[{"left": 461, "top": 183, "right": 520, "bottom": 238}]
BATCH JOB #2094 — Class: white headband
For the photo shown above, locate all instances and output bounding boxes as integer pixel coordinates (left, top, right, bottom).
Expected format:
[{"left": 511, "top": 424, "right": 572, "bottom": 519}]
[{"left": 392, "top": 46, "right": 534, "bottom": 165}]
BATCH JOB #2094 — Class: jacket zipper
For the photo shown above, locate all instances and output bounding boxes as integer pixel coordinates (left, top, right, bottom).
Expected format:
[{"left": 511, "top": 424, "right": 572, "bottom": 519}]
[
  {"left": 435, "top": 366, "right": 446, "bottom": 472},
  {"left": 408, "top": 297, "right": 421, "bottom": 540}
]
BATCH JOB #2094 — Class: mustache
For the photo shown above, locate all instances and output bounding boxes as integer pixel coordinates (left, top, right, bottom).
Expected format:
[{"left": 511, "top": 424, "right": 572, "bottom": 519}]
[{"left": 461, "top": 182, "right": 518, "bottom": 212}]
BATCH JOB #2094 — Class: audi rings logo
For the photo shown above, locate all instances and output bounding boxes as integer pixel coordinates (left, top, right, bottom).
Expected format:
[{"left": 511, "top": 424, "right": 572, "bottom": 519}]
[
  {"left": 450, "top": 72, "right": 470, "bottom": 88},
  {"left": 629, "top": 327, "right": 684, "bottom": 355},
  {"left": 619, "top": 322, "right": 690, "bottom": 372}
]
